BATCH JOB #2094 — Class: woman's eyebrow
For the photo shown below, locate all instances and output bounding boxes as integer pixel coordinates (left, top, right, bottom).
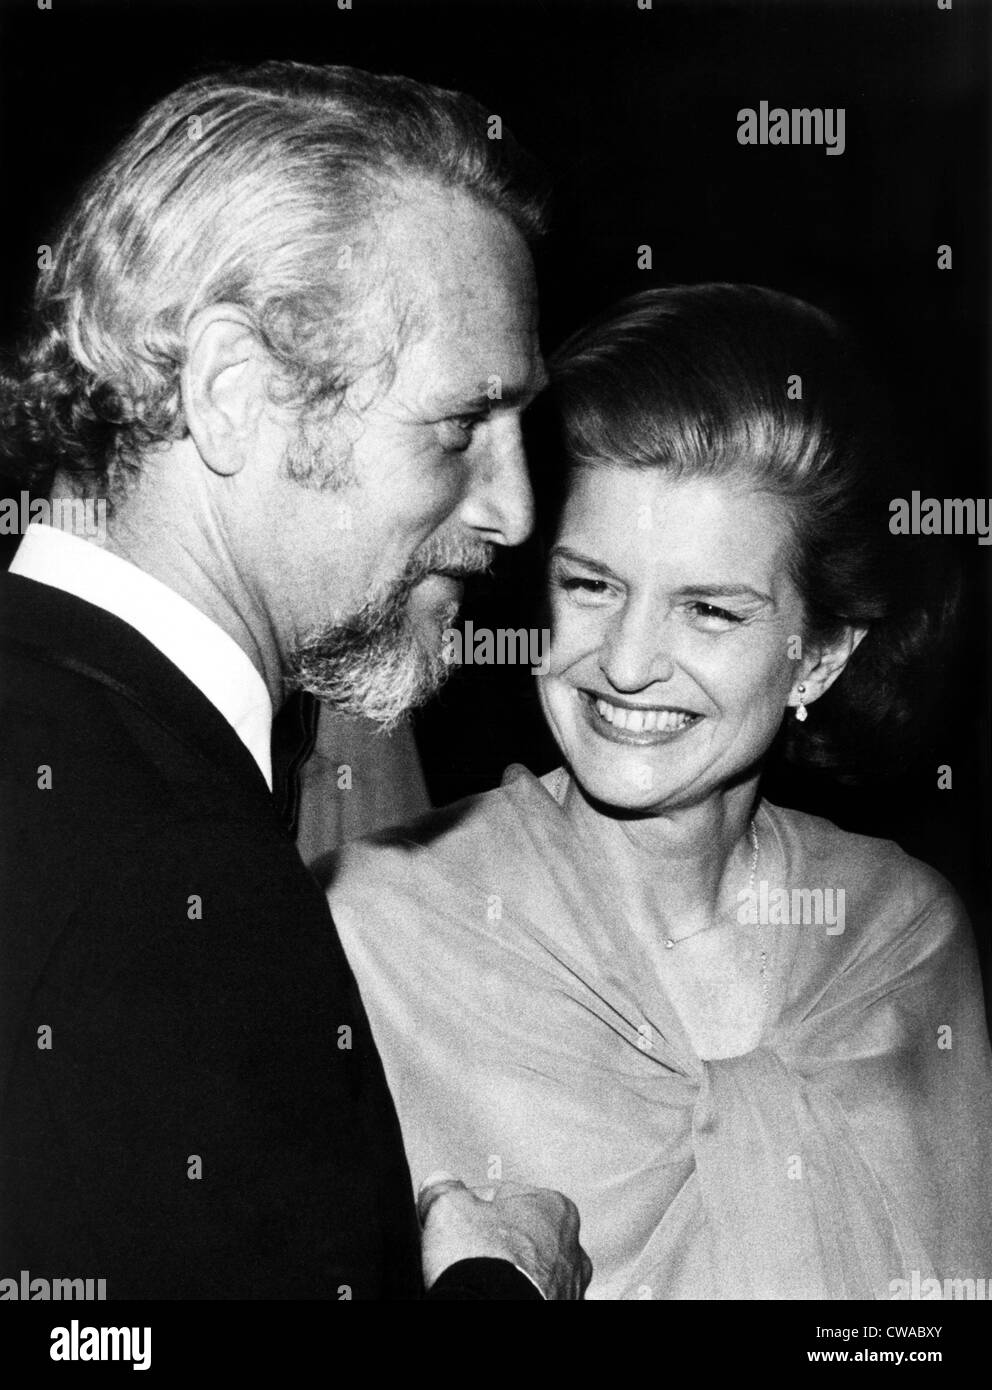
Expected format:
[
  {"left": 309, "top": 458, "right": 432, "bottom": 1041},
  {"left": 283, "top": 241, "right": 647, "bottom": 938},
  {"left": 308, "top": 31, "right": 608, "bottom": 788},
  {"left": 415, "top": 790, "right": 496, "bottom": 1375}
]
[
  {"left": 550, "top": 546, "right": 622, "bottom": 580},
  {"left": 674, "top": 583, "right": 774, "bottom": 604},
  {"left": 551, "top": 550, "right": 774, "bottom": 604}
]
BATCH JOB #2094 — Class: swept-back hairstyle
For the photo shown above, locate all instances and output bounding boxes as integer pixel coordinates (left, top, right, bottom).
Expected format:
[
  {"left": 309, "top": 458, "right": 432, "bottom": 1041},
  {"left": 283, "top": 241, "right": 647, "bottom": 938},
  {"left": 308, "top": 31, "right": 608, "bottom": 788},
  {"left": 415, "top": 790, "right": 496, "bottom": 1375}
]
[
  {"left": 546, "top": 284, "right": 959, "bottom": 777},
  {"left": 1, "top": 60, "right": 548, "bottom": 496}
]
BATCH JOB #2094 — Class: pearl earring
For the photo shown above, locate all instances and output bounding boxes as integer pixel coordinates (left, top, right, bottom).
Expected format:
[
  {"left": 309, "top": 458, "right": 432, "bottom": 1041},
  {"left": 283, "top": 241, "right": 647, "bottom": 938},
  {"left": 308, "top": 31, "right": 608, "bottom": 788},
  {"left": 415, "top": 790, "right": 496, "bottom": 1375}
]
[{"left": 795, "top": 683, "right": 808, "bottom": 723}]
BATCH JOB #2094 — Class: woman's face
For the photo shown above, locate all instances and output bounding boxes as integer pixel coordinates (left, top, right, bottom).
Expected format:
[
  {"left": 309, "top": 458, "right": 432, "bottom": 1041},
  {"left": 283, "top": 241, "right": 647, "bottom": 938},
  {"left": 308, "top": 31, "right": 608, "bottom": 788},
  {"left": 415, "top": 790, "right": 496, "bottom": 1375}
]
[{"left": 538, "top": 465, "right": 808, "bottom": 814}]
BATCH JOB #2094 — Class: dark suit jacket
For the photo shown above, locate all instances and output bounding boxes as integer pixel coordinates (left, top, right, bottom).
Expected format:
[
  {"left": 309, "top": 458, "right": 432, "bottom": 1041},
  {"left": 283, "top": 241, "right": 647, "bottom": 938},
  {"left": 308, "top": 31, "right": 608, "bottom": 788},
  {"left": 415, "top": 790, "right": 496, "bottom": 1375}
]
[{"left": 0, "top": 572, "right": 538, "bottom": 1300}]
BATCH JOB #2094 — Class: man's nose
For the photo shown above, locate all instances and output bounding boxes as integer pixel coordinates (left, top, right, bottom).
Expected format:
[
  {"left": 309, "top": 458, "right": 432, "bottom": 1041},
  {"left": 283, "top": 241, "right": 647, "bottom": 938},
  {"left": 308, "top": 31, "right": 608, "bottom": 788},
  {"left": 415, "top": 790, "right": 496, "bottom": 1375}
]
[
  {"left": 599, "top": 603, "right": 676, "bottom": 690},
  {"left": 461, "top": 418, "right": 534, "bottom": 547}
]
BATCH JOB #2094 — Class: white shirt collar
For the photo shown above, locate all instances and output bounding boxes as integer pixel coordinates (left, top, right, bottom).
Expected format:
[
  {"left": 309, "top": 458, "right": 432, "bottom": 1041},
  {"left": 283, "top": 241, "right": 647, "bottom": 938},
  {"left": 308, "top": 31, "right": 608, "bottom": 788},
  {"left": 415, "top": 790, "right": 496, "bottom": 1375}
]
[{"left": 10, "top": 522, "right": 273, "bottom": 790}]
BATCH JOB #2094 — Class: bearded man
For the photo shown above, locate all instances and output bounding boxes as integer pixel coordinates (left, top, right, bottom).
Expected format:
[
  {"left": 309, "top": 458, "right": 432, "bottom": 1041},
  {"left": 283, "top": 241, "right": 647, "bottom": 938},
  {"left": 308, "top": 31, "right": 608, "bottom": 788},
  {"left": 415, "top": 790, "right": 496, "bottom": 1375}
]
[{"left": 0, "top": 61, "right": 589, "bottom": 1300}]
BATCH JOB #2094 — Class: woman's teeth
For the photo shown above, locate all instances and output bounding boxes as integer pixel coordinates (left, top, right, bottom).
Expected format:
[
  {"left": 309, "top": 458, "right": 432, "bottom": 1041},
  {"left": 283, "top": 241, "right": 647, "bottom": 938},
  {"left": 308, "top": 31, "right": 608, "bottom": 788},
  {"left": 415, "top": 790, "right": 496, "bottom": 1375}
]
[{"left": 594, "top": 697, "right": 696, "bottom": 733}]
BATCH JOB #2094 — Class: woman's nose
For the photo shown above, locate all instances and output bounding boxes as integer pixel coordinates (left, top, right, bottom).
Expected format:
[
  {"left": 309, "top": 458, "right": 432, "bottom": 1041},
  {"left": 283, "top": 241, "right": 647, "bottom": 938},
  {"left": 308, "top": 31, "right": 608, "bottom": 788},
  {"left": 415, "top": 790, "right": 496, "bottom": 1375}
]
[{"left": 598, "top": 608, "right": 676, "bottom": 690}]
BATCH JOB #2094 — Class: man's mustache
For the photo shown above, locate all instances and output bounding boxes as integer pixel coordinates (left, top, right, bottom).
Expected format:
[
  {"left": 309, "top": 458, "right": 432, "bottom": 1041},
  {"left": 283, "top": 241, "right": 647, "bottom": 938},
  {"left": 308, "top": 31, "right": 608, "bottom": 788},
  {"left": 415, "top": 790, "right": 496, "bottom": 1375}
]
[
  {"left": 401, "top": 536, "right": 496, "bottom": 587},
  {"left": 311, "top": 536, "right": 496, "bottom": 639}
]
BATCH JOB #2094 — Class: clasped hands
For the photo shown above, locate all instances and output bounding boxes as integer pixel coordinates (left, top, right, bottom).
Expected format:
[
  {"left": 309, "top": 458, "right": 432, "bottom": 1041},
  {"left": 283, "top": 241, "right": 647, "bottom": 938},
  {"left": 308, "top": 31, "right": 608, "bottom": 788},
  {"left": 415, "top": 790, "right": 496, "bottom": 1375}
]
[{"left": 418, "top": 1172, "right": 592, "bottom": 1300}]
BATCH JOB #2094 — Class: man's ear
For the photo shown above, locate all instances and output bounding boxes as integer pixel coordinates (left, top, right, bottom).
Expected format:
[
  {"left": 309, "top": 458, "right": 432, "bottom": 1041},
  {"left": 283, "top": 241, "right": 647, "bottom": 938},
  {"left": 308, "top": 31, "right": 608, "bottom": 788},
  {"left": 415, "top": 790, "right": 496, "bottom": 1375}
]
[
  {"left": 180, "top": 306, "right": 270, "bottom": 477},
  {"left": 790, "top": 626, "right": 869, "bottom": 710}
]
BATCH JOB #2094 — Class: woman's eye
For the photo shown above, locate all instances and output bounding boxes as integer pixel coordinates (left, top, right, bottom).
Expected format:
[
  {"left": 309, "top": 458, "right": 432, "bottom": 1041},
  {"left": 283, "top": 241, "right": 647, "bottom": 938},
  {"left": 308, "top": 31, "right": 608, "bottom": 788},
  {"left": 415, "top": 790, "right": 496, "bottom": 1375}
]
[
  {"left": 688, "top": 601, "right": 743, "bottom": 628},
  {"left": 437, "top": 414, "right": 484, "bottom": 453},
  {"left": 556, "top": 575, "right": 614, "bottom": 602}
]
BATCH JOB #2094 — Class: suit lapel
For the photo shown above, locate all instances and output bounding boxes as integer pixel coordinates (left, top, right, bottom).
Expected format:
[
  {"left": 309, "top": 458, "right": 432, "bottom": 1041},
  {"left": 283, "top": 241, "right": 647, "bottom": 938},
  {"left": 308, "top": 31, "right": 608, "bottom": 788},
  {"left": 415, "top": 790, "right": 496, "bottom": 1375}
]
[{"left": 0, "top": 571, "right": 284, "bottom": 829}]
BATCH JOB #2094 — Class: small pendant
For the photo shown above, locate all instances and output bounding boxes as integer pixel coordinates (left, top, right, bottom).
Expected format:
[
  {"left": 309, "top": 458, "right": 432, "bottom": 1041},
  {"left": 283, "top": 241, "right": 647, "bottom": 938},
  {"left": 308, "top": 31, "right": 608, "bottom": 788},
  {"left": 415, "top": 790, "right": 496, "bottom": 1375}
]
[
  {"left": 664, "top": 937, "right": 675, "bottom": 950},
  {"left": 795, "top": 703, "right": 807, "bottom": 722}
]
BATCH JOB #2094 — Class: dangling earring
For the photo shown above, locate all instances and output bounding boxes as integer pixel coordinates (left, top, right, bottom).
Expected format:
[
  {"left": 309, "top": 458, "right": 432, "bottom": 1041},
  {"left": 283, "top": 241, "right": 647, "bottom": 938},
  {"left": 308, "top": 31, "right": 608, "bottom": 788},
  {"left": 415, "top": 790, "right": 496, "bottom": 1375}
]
[{"left": 795, "top": 683, "right": 808, "bottom": 723}]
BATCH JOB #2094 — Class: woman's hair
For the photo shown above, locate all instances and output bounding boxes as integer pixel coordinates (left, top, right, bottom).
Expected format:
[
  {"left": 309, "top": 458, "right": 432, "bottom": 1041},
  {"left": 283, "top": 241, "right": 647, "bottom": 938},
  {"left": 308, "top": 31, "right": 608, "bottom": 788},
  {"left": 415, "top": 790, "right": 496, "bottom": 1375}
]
[
  {"left": 0, "top": 60, "right": 548, "bottom": 498},
  {"left": 545, "top": 283, "right": 959, "bottom": 778}
]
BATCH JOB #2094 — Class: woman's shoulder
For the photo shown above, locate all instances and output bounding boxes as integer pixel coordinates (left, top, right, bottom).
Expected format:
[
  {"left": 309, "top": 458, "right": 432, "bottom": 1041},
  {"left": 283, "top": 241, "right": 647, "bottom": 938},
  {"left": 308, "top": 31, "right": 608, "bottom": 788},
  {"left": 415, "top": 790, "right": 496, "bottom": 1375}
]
[
  {"left": 319, "top": 764, "right": 550, "bottom": 903},
  {"left": 763, "top": 798, "right": 966, "bottom": 924}
]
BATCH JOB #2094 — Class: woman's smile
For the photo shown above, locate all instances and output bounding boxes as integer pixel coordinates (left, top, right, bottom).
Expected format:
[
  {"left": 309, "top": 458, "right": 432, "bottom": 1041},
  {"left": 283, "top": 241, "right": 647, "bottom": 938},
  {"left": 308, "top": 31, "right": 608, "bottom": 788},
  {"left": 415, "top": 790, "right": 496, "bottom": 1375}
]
[{"left": 575, "top": 687, "right": 704, "bottom": 745}]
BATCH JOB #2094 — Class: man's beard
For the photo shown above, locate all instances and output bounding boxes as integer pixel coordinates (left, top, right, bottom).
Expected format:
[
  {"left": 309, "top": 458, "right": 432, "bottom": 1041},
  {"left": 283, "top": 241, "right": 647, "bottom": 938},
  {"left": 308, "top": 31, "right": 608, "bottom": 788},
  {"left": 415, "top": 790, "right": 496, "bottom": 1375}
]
[{"left": 284, "top": 533, "right": 494, "bottom": 729}]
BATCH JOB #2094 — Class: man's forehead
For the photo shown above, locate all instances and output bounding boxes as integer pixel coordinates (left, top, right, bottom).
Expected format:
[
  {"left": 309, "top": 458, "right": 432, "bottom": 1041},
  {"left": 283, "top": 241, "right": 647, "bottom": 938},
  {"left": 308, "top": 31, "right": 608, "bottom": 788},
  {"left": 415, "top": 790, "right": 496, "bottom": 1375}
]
[
  {"left": 400, "top": 287, "right": 545, "bottom": 407},
  {"left": 385, "top": 185, "right": 535, "bottom": 307},
  {"left": 422, "top": 248, "right": 539, "bottom": 343},
  {"left": 374, "top": 181, "right": 543, "bottom": 405},
  {"left": 424, "top": 357, "right": 549, "bottom": 414},
  {"left": 427, "top": 262, "right": 544, "bottom": 359}
]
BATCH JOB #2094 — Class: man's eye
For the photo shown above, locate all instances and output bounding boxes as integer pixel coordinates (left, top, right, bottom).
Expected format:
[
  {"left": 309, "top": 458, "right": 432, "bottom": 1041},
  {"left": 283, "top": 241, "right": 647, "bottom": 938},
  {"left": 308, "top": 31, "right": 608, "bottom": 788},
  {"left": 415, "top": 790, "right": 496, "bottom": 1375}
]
[
  {"left": 437, "top": 414, "right": 484, "bottom": 452},
  {"left": 688, "top": 601, "right": 743, "bottom": 627}
]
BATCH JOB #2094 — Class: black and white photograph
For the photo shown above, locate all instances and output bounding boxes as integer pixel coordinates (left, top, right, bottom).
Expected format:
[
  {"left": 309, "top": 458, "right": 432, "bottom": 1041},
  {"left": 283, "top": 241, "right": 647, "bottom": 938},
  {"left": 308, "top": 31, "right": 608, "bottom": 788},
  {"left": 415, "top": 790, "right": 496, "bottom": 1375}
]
[{"left": 0, "top": 0, "right": 989, "bottom": 1363}]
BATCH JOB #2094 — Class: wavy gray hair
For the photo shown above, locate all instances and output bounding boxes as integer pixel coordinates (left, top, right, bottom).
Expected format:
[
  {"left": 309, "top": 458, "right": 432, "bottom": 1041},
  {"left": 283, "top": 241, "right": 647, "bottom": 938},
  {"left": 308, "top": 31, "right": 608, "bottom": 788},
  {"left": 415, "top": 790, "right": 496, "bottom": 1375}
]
[{"left": 1, "top": 60, "right": 548, "bottom": 499}]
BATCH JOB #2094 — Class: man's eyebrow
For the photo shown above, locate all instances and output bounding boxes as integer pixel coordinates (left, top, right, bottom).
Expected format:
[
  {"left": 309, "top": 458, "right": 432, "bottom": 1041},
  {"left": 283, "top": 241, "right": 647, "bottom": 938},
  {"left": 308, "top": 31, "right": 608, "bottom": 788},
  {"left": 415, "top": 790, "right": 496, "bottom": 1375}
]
[{"left": 427, "top": 368, "right": 549, "bottom": 415}]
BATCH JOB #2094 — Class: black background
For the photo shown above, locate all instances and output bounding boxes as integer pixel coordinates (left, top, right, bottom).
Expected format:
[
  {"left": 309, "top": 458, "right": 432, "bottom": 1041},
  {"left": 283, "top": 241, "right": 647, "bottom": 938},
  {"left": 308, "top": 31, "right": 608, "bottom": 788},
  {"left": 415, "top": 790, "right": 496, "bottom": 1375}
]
[{"left": 0, "top": 0, "right": 989, "bottom": 986}]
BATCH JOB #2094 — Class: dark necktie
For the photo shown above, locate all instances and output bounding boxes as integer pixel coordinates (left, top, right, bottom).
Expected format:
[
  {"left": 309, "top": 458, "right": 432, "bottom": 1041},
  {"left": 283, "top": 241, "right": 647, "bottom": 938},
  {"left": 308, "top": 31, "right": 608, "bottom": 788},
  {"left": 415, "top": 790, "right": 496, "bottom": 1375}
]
[{"left": 269, "top": 689, "right": 320, "bottom": 838}]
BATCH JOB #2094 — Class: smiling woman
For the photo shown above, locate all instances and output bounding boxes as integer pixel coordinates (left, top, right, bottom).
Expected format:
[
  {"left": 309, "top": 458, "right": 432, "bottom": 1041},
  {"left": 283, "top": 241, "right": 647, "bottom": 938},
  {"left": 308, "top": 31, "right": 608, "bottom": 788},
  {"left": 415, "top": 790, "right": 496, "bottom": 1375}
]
[
  {"left": 324, "top": 284, "right": 992, "bottom": 1299},
  {"left": 539, "top": 468, "right": 828, "bottom": 816},
  {"left": 543, "top": 284, "right": 956, "bottom": 783}
]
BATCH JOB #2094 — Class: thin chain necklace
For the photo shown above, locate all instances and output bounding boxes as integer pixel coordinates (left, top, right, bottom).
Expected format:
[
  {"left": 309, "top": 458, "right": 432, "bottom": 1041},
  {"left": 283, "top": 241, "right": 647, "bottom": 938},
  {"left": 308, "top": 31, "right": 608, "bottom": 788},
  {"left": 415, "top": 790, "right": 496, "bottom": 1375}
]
[
  {"left": 551, "top": 767, "right": 766, "bottom": 977},
  {"left": 659, "top": 816, "right": 759, "bottom": 950}
]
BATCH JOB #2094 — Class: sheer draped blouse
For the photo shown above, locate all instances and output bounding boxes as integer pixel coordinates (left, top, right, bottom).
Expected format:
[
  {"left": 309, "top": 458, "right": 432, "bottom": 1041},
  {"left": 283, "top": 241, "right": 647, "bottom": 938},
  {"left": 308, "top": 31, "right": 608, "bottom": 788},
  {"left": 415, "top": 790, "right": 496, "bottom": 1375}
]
[{"left": 327, "top": 766, "right": 992, "bottom": 1300}]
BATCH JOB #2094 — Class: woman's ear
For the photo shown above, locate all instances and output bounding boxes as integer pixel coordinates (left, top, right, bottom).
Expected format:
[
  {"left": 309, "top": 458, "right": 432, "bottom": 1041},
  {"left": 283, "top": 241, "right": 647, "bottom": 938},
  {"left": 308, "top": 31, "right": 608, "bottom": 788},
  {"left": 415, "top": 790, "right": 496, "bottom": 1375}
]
[
  {"left": 180, "top": 305, "right": 270, "bottom": 477},
  {"left": 791, "top": 626, "right": 869, "bottom": 709}
]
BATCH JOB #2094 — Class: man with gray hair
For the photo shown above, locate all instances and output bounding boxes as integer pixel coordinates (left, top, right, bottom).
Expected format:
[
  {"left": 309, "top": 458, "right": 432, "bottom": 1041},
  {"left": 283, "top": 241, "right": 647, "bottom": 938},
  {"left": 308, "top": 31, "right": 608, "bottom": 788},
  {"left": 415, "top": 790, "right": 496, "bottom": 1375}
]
[{"left": 0, "top": 61, "right": 589, "bottom": 1299}]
